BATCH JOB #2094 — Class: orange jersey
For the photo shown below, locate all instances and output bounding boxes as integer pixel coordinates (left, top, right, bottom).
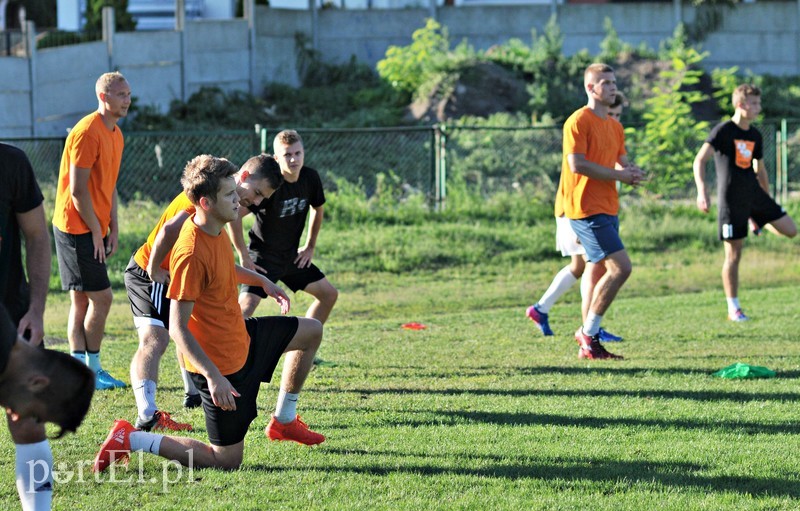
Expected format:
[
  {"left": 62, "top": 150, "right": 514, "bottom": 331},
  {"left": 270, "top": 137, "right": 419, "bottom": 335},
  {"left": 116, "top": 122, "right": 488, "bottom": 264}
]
[
  {"left": 560, "top": 107, "right": 626, "bottom": 219},
  {"left": 167, "top": 216, "right": 249, "bottom": 375},
  {"left": 133, "top": 192, "right": 195, "bottom": 271},
  {"left": 554, "top": 180, "right": 565, "bottom": 217},
  {"left": 52, "top": 112, "right": 124, "bottom": 234}
]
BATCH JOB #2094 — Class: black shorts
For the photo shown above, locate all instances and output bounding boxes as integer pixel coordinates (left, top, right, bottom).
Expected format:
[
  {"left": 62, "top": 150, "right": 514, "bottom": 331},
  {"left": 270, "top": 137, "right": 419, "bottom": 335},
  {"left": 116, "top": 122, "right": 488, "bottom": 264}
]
[
  {"left": 53, "top": 226, "right": 110, "bottom": 292},
  {"left": 124, "top": 256, "right": 170, "bottom": 329},
  {"left": 719, "top": 186, "right": 786, "bottom": 240},
  {"left": 242, "top": 254, "right": 325, "bottom": 297},
  {"left": 189, "top": 316, "right": 299, "bottom": 446}
]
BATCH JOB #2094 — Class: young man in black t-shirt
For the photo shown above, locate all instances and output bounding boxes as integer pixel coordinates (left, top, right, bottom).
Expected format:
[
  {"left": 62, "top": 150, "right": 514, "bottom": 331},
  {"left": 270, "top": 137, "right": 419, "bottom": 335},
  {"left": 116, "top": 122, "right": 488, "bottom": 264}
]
[
  {"left": 229, "top": 130, "right": 339, "bottom": 333},
  {"left": 693, "top": 84, "right": 797, "bottom": 321},
  {"left": 1, "top": 143, "right": 92, "bottom": 510}
]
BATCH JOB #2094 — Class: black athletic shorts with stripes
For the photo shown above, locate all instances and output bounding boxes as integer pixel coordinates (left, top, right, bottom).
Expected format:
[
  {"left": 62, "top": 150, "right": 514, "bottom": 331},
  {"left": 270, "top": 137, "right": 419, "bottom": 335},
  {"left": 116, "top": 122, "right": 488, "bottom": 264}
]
[
  {"left": 124, "top": 255, "right": 171, "bottom": 330},
  {"left": 189, "top": 316, "right": 299, "bottom": 446},
  {"left": 53, "top": 227, "right": 111, "bottom": 292}
]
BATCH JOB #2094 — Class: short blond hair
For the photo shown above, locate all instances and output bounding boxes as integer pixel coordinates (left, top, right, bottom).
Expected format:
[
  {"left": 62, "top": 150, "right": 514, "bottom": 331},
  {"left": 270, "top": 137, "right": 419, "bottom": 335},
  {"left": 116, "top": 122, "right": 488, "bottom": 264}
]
[
  {"left": 732, "top": 84, "right": 761, "bottom": 110},
  {"left": 584, "top": 63, "right": 615, "bottom": 87},
  {"left": 95, "top": 71, "right": 127, "bottom": 95}
]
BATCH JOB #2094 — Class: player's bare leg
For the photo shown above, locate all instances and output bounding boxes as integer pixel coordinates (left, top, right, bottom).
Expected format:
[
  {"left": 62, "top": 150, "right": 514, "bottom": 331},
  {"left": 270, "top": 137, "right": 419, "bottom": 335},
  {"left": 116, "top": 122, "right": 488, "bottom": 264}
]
[{"left": 303, "top": 278, "right": 338, "bottom": 324}]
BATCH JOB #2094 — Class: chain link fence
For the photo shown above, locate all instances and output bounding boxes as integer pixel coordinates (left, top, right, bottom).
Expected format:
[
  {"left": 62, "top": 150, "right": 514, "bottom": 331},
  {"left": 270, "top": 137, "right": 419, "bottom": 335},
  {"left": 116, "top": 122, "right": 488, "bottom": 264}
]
[{"left": 5, "top": 119, "right": 799, "bottom": 209}]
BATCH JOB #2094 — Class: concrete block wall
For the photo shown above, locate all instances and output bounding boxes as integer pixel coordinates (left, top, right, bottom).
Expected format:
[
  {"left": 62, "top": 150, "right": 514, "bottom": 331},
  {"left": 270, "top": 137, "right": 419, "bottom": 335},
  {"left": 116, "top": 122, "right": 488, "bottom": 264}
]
[{"left": 1, "top": 2, "right": 798, "bottom": 138}]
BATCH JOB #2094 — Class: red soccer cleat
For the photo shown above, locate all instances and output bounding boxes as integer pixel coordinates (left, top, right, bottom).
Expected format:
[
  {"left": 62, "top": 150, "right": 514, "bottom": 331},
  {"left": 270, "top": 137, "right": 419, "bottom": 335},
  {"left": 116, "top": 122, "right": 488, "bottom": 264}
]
[
  {"left": 93, "top": 420, "right": 138, "bottom": 473},
  {"left": 266, "top": 416, "right": 325, "bottom": 445},
  {"left": 575, "top": 328, "right": 624, "bottom": 360}
]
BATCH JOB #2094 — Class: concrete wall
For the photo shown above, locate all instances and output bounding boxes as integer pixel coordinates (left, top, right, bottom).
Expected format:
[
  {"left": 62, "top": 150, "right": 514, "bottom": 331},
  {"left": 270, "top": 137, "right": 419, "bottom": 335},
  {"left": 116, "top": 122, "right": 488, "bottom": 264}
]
[
  {"left": 0, "top": 57, "right": 32, "bottom": 137},
  {"left": 1, "top": 2, "right": 799, "bottom": 138}
]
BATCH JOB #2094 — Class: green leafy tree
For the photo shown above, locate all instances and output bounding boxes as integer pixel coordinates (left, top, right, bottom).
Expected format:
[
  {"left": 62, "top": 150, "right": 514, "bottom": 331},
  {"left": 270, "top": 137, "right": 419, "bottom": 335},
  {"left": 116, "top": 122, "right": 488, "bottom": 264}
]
[
  {"left": 84, "top": 0, "right": 136, "bottom": 32},
  {"left": 710, "top": 66, "right": 740, "bottom": 116},
  {"left": 597, "top": 17, "right": 634, "bottom": 63},
  {"left": 377, "top": 18, "right": 450, "bottom": 96},
  {"left": 631, "top": 25, "right": 711, "bottom": 197},
  {"left": 20, "top": 0, "right": 57, "bottom": 27}
]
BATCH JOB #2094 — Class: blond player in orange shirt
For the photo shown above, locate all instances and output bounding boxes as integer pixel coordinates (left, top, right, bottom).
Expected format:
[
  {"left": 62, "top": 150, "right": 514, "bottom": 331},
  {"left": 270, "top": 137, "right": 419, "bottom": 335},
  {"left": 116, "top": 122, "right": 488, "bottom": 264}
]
[
  {"left": 559, "top": 63, "right": 645, "bottom": 360},
  {"left": 52, "top": 71, "right": 130, "bottom": 390},
  {"left": 94, "top": 155, "right": 324, "bottom": 473}
]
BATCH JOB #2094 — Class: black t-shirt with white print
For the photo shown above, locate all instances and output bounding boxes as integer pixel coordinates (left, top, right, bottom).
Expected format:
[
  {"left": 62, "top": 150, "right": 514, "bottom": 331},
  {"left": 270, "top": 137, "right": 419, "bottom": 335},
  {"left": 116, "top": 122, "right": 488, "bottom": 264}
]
[{"left": 247, "top": 166, "right": 326, "bottom": 264}]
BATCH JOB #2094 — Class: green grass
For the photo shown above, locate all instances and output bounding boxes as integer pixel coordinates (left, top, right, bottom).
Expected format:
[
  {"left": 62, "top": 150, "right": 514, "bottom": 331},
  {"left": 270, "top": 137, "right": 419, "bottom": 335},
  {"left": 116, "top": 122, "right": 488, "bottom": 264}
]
[{"left": 4, "top": 199, "right": 800, "bottom": 510}]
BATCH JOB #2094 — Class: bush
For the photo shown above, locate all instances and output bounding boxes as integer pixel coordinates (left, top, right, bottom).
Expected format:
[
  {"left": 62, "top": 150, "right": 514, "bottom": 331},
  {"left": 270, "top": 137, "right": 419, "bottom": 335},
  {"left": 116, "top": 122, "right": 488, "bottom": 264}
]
[
  {"left": 377, "top": 18, "right": 451, "bottom": 97},
  {"left": 629, "top": 26, "right": 714, "bottom": 197}
]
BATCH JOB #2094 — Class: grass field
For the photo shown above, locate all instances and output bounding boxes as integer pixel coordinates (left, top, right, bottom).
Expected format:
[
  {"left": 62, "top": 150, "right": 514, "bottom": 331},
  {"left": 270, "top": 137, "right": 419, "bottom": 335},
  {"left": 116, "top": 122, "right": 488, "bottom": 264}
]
[{"left": 1, "top": 199, "right": 800, "bottom": 510}]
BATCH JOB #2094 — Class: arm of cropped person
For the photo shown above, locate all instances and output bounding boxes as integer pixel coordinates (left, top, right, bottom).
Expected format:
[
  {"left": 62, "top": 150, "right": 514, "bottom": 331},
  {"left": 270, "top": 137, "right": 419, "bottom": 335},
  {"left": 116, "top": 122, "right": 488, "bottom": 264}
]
[{"left": 16, "top": 204, "right": 50, "bottom": 346}]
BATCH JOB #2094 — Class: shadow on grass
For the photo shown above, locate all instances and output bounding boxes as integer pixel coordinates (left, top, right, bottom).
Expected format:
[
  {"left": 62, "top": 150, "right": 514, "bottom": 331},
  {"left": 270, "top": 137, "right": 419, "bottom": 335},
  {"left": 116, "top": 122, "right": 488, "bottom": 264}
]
[
  {"left": 324, "top": 385, "right": 800, "bottom": 403},
  {"left": 376, "top": 365, "right": 721, "bottom": 378},
  {"left": 312, "top": 406, "right": 798, "bottom": 435},
  {"left": 249, "top": 454, "right": 800, "bottom": 498},
  {"left": 439, "top": 410, "right": 797, "bottom": 435}
]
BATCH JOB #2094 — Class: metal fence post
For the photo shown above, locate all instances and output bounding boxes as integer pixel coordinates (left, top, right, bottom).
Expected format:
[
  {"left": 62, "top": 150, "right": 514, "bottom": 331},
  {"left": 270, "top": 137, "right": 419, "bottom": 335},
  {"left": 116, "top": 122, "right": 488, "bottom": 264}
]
[
  {"left": 780, "top": 118, "right": 788, "bottom": 204},
  {"left": 434, "top": 124, "right": 447, "bottom": 212},
  {"left": 24, "top": 21, "right": 37, "bottom": 137},
  {"left": 775, "top": 129, "right": 783, "bottom": 201},
  {"left": 260, "top": 126, "right": 268, "bottom": 154},
  {"left": 102, "top": 6, "right": 115, "bottom": 69}
]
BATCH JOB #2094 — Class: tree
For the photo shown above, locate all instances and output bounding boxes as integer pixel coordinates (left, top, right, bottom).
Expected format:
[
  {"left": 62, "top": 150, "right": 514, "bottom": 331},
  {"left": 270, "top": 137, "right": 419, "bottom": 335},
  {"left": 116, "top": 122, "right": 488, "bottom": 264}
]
[{"left": 84, "top": 0, "right": 136, "bottom": 33}]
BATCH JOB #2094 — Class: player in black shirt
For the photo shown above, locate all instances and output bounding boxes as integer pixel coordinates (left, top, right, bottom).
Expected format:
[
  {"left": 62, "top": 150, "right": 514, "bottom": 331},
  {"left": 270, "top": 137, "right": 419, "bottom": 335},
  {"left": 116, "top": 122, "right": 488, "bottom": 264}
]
[
  {"left": 1, "top": 143, "right": 94, "bottom": 509},
  {"left": 693, "top": 84, "right": 797, "bottom": 321},
  {"left": 229, "top": 131, "right": 338, "bottom": 368}
]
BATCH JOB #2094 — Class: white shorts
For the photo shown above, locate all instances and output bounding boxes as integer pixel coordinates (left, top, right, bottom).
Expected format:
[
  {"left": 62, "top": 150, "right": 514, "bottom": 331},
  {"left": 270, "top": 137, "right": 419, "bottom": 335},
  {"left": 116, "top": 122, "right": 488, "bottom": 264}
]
[{"left": 555, "top": 215, "right": 586, "bottom": 257}]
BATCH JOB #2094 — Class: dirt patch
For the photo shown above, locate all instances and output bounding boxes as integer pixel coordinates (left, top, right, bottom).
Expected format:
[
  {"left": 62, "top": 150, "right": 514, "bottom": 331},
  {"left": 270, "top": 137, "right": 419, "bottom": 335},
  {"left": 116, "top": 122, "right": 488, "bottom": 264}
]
[{"left": 406, "top": 61, "right": 528, "bottom": 123}]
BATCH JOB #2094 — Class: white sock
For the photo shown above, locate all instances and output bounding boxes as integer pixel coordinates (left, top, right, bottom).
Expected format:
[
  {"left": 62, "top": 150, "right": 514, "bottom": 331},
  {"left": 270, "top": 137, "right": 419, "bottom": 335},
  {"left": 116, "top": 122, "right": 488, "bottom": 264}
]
[
  {"left": 86, "top": 350, "right": 101, "bottom": 373},
  {"left": 15, "top": 440, "right": 53, "bottom": 511},
  {"left": 133, "top": 379, "right": 158, "bottom": 420},
  {"left": 583, "top": 311, "right": 603, "bottom": 337},
  {"left": 71, "top": 351, "right": 86, "bottom": 365},
  {"left": 129, "top": 431, "right": 163, "bottom": 455},
  {"left": 181, "top": 368, "right": 198, "bottom": 395},
  {"left": 537, "top": 266, "right": 578, "bottom": 313},
  {"left": 274, "top": 390, "right": 299, "bottom": 424},
  {"left": 726, "top": 297, "right": 741, "bottom": 314}
]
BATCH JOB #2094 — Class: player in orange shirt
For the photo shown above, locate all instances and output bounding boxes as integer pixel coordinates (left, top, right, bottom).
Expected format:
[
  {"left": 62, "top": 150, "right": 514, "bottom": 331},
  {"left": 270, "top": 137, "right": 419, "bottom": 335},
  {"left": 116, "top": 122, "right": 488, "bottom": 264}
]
[
  {"left": 527, "top": 92, "right": 628, "bottom": 342},
  {"left": 124, "top": 154, "right": 284, "bottom": 433},
  {"left": 52, "top": 72, "right": 130, "bottom": 390},
  {"left": 560, "top": 63, "right": 644, "bottom": 360},
  {"left": 94, "top": 155, "right": 324, "bottom": 472}
]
